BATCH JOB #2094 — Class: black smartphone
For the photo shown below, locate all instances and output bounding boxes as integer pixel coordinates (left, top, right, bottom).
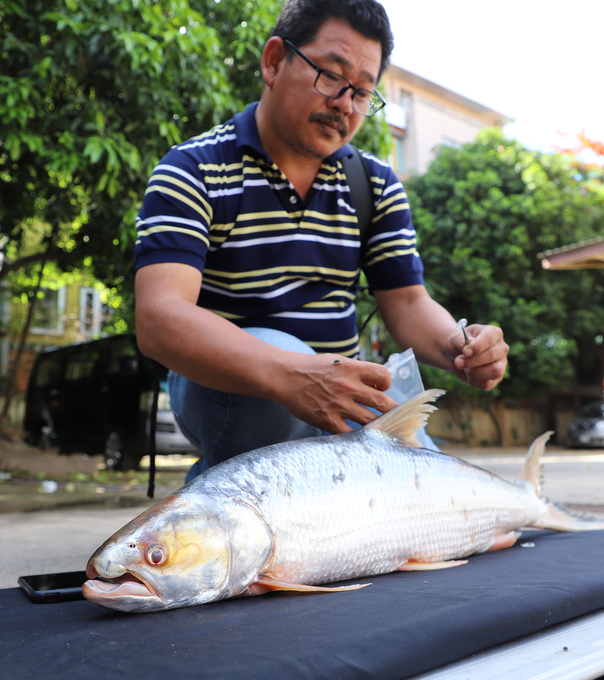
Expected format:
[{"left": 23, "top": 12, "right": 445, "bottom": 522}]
[{"left": 18, "top": 571, "right": 88, "bottom": 603}]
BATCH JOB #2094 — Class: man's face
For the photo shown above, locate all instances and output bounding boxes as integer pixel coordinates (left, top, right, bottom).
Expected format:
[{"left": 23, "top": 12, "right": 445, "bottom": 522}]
[{"left": 266, "top": 19, "right": 382, "bottom": 160}]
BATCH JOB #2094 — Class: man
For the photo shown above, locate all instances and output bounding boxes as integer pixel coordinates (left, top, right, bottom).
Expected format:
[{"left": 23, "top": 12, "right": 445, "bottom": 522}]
[{"left": 135, "top": 0, "right": 508, "bottom": 480}]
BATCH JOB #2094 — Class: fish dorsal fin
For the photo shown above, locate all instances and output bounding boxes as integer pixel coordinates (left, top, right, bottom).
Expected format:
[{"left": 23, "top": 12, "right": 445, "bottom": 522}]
[
  {"left": 364, "top": 388, "right": 445, "bottom": 446},
  {"left": 519, "top": 430, "right": 554, "bottom": 495}
]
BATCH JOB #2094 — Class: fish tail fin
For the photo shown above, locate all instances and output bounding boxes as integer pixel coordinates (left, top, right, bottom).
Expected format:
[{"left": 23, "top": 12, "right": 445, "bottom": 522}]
[
  {"left": 364, "top": 388, "right": 446, "bottom": 447},
  {"left": 519, "top": 431, "right": 604, "bottom": 531},
  {"left": 518, "top": 430, "right": 554, "bottom": 496},
  {"left": 538, "top": 501, "right": 604, "bottom": 532}
]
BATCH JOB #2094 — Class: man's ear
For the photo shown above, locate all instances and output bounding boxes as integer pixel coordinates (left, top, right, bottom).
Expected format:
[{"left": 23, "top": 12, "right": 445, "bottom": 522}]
[{"left": 261, "top": 36, "right": 288, "bottom": 87}]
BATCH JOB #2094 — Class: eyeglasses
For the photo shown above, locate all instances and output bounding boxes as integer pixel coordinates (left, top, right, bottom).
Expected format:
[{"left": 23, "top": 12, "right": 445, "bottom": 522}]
[{"left": 283, "top": 39, "right": 386, "bottom": 117}]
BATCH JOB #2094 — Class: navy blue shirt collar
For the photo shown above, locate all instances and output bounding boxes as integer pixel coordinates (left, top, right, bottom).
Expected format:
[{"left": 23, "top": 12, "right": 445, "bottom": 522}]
[{"left": 233, "top": 102, "right": 354, "bottom": 163}]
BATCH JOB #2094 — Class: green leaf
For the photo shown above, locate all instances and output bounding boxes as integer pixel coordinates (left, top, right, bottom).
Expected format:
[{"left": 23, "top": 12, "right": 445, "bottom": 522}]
[
  {"left": 405, "top": 130, "right": 604, "bottom": 401},
  {"left": 83, "top": 137, "right": 105, "bottom": 164},
  {"left": 5, "top": 133, "right": 22, "bottom": 160},
  {"left": 95, "top": 110, "right": 105, "bottom": 133}
]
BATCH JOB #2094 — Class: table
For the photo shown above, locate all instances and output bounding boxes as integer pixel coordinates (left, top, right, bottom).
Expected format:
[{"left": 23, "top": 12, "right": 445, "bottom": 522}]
[{"left": 3, "top": 530, "right": 604, "bottom": 680}]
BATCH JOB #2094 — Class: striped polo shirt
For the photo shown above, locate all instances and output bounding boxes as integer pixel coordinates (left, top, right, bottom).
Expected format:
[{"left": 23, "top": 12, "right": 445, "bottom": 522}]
[{"left": 135, "top": 102, "right": 424, "bottom": 357}]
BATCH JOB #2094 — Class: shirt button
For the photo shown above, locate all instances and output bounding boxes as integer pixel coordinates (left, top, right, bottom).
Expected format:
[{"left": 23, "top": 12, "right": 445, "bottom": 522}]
[{"left": 289, "top": 195, "right": 297, "bottom": 204}]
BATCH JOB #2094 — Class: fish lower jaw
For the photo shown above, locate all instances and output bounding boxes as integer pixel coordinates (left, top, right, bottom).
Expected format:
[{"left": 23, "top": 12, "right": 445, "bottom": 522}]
[{"left": 82, "top": 572, "right": 164, "bottom": 612}]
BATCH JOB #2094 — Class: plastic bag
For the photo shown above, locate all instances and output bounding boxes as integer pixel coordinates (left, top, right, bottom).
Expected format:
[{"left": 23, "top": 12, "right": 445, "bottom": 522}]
[
  {"left": 383, "top": 348, "right": 425, "bottom": 404},
  {"left": 384, "top": 348, "right": 439, "bottom": 451}
]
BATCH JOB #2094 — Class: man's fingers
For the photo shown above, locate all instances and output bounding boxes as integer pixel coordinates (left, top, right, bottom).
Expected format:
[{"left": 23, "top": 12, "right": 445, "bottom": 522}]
[
  {"left": 330, "top": 355, "right": 392, "bottom": 390},
  {"left": 453, "top": 357, "right": 508, "bottom": 391},
  {"left": 284, "top": 354, "right": 398, "bottom": 431},
  {"left": 368, "top": 390, "right": 399, "bottom": 414},
  {"left": 332, "top": 358, "right": 398, "bottom": 415},
  {"left": 451, "top": 324, "right": 509, "bottom": 392}
]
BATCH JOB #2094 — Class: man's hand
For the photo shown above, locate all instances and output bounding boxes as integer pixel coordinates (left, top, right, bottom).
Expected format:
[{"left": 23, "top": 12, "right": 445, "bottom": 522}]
[
  {"left": 375, "top": 286, "right": 509, "bottom": 392},
  {"left": 274, "top": 353, "right": 399, "bottom": 434},
  {"left": 446, "top": 324, "right": 509, "bottom": 391}
]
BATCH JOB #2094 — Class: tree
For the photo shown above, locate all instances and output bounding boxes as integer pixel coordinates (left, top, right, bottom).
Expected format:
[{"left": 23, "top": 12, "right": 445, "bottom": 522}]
[
  {"left": 0, "top": 0, "right": 389, "bottom": 292},
  {"left": 404, "top": 128, "right": 604, "bottom": 404},
  {"left": 557, "top": 130, "right": 604, "bottom": 170},
  {"left": 0, "top": 0, "right": 281, "bottom": 434},
  {"left": 0, "top": 0, "right": 389, "bottom": 315},
  {"left": 0, "top": 0, "right": 283, "bottom": 287},
  {"left": 0, "top": 0, "right": 390, "bottom": 306},
  {"left": 0, "top": 0, "right": 391, "bottom": 434},
  {"left": 556, "top": 130, "right": 604, "bottom": 205}
]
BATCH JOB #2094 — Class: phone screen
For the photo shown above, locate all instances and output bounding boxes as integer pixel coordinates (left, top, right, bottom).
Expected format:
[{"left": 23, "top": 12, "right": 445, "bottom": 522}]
[{"left": 18, "top": 571, "right": 88, "bottom": 603}]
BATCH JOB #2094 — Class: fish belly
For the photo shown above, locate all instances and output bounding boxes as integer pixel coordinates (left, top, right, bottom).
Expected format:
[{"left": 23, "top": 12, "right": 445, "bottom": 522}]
[{"left": 201, "top": 431, "right": 541, "bottom": 586}]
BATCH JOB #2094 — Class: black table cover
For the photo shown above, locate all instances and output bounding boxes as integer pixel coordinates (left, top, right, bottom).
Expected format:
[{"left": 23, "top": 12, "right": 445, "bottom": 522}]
[{"left": 3, "top": 529, "right": 604, "bottom": 680}]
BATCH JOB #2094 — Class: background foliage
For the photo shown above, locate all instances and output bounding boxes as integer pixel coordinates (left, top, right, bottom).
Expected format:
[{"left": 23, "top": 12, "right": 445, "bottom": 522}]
[
  {"left": 3, "top": 0, "right": 604, "bottom": 415},
  {"left": 0, "top": 0, "right": 389, "bottom": 333},
  {"left": 0, "top": 0, "right": 268, "bottom": 325},
  {"left": 404, "top": 128, "right": 604, "bottom": 401}
]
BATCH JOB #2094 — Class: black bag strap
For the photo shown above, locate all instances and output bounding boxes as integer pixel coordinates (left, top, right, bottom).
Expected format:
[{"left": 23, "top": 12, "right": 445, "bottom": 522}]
[
  {"left": 342, "top": 145, "right": 378, "bottom": 334},
  {"left": 341, "top": 145, "right": 374, "bottom": 251},
  {"left": 146, "top": 368, "right": 160, "bottom": 499}
]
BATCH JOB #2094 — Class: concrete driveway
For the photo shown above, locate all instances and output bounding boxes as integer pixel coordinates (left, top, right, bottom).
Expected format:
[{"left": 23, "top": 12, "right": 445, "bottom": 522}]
[{"left": 1, "top": 506, "right": 148, "bottom": 589}]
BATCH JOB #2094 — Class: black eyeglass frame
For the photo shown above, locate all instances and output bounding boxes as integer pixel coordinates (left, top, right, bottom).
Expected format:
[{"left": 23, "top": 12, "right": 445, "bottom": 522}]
[{"left": 282, "top": 38, "right": 386, "bottom": 117}]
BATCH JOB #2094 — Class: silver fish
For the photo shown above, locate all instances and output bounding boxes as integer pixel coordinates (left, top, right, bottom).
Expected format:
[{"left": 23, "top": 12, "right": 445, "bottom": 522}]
[{"left": 83, "top": 389, "right": 604, "bottom": 612}]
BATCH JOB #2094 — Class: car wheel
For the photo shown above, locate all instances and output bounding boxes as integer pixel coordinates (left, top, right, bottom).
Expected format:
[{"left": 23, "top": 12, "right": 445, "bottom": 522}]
[
  {"left": 103, "top": 430, "right": 140, "bottom": 471},
  {"left": 104, "top": 430, "right": 127, "bottom": 470},
  {"left": 36, "top": 426, "right": 53, "bottom": 451}
]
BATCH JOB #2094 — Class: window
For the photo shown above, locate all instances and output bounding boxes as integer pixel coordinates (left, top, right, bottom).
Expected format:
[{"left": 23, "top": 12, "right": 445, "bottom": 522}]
[
  {"left": 64, "top": 345, "right": 102, "bottom": 381},
  {"left": 399, "top": 89, "right": 412, "bottom": 111},
  {"left": 582, "top": 403, "right": 604, "bottom": 419},
  {"left": 79, "top": 287, "right": 108, "bottom": 336},
  {"left": 31, "top": 288, "right": 66, "bottom": 335},
  {"left": 441, "top": 136, "right": 462, "bottom": 149},
  {"left": 390, "top": 135, "right": 404, "bottom": 175},
  {"left": 395, "top": 136, "right": 404, "bottom": 174}
]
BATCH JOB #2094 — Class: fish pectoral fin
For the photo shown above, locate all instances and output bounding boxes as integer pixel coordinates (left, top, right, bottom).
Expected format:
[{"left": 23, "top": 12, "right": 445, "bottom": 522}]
[
  {"left": 254, "top": 576, "right": 371, "bottom": 593},
  {"left": 396, "top": 559, "right": 467, "bottom": 571},
  {"left": 488, "top": 531, "right": 522, "bottom": 551}
]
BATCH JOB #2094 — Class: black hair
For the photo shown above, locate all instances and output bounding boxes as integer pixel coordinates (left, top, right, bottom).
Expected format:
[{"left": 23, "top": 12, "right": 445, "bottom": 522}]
[{"left": 272, "top": 0, "right": 394, "bottom": 79}]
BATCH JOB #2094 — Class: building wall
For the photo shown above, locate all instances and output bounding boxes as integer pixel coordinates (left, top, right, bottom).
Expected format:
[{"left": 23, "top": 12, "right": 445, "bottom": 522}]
[
  {"left": 408, "top": 97, "right": 485, "bottom": 174},
  {"left": 1, "top": 279, "right": 109, "bottom": 396},
  {"left": 381, "top": 64, "right": 512, "bottom": 177},
  {"left": 427, "top": 405, "right": 548, "bottom": 447}
]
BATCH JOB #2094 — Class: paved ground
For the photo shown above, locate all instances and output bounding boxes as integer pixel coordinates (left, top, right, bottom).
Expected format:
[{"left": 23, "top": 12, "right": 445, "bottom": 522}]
[
  {"left": 1, "top": 506, "right": 148, "bottom": 588},
  {"left": 3, "top": 438, "right": 604, "bottom": 591},
  {"left": 0, "top": 438, "right": 195, "bottom": 588}
]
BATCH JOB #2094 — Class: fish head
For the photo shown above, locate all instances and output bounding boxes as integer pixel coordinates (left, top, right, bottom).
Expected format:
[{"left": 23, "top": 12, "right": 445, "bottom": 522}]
[{"left": 83, "top": 490, "right": 273, "bottom": 612}]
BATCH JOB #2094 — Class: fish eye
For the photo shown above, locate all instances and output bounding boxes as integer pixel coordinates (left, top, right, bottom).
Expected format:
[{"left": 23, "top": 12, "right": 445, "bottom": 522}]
[{"left": 145, "top": 543, "right": 167, "bottom": 567}]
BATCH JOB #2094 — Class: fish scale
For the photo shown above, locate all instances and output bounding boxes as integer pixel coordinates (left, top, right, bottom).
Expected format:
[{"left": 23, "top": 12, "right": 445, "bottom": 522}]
[
  {"left": 82, "top": 390, "right": 604, "bottom": 612},
  {"left": 192, "top": 431, "right": 541, "bottom": 584}
]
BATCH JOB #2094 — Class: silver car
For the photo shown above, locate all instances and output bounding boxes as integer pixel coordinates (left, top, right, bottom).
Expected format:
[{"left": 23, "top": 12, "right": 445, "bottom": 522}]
[
  {"left": 566, "top": 401, "right": 604, "bottom": 448},
  {"left": 150, "top": 383, "right": 197, "bottom": 455}
]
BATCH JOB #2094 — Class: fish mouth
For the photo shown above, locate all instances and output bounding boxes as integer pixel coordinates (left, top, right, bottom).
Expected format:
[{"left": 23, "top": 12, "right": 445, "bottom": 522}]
[{"left": 83, "top": 564, "right": 161, "bottom": 610}]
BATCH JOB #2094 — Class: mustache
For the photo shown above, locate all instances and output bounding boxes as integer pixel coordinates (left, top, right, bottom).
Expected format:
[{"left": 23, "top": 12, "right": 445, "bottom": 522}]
[{"left": 308, "top": 112, "right": 349, "bottom": 138}]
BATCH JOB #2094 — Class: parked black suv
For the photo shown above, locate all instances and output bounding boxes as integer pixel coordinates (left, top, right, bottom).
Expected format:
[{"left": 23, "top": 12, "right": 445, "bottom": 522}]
[{"left": 24, "top": 334, "right": 195, "bottom": 470}]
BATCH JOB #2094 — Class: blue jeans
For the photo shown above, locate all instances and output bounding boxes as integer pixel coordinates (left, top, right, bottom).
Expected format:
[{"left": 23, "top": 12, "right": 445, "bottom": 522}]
[{"left": 169, "top": 328, "right": 321, "bottom": 483}]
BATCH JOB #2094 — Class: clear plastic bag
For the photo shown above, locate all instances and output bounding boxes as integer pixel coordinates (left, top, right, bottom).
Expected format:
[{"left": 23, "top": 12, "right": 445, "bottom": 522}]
[
  {"left": 384, "top": 348, "right": 439, "bottom": 451},
  {"left": 383, "top": 348, "right": 425, "bottom": 404}
]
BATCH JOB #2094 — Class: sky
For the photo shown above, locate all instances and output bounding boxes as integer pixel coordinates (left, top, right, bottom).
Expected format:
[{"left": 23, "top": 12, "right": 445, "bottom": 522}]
[{"left": 378, "top": 0, "right": 604, "bottom": 154}]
